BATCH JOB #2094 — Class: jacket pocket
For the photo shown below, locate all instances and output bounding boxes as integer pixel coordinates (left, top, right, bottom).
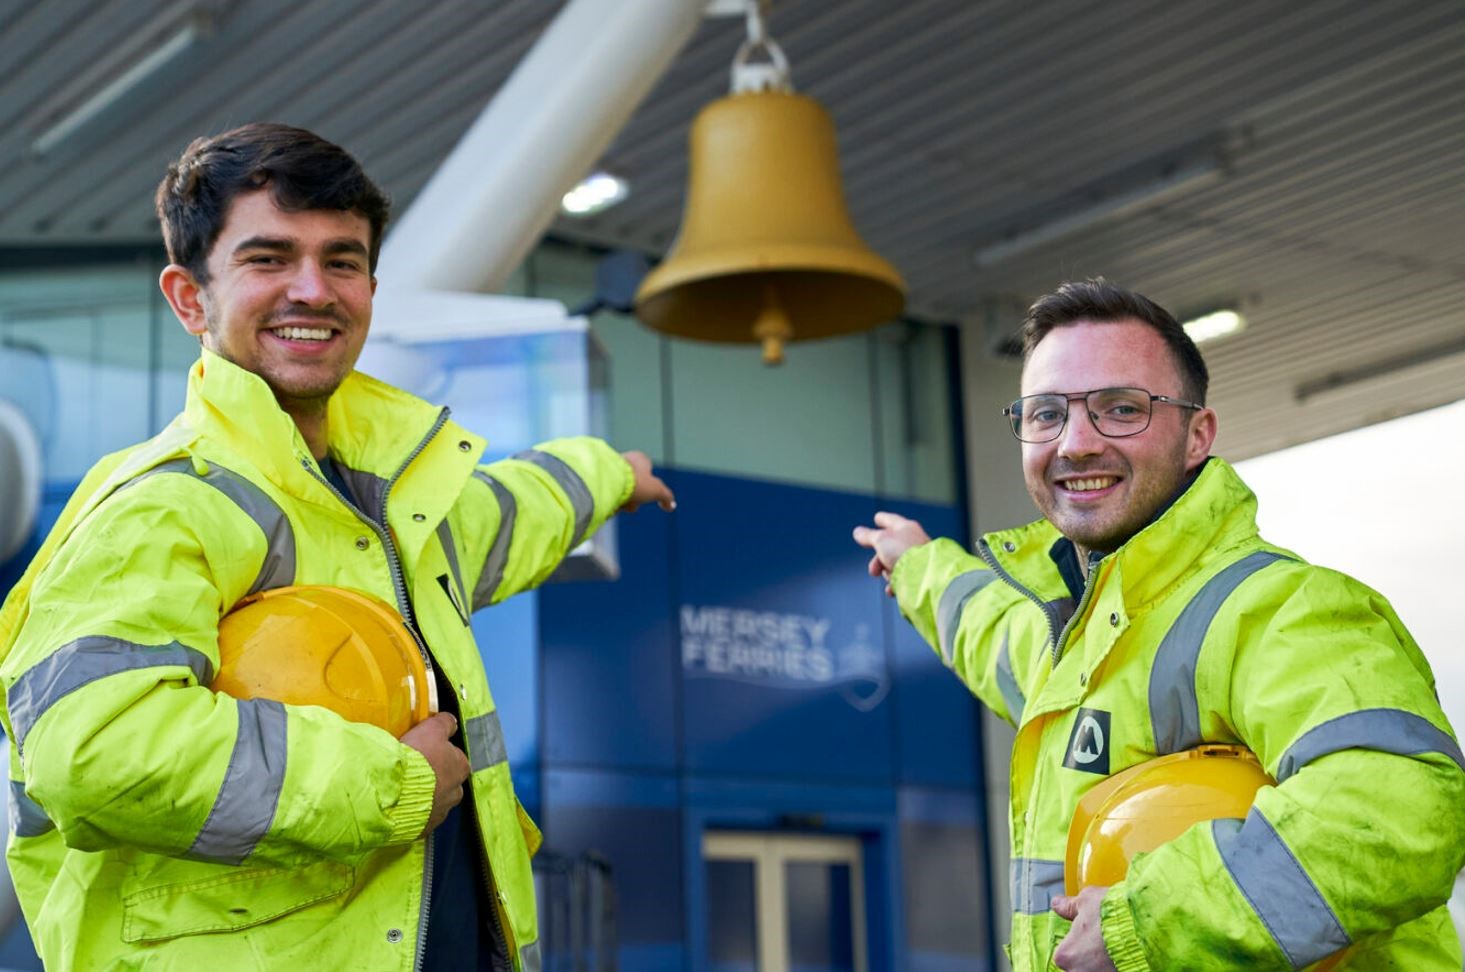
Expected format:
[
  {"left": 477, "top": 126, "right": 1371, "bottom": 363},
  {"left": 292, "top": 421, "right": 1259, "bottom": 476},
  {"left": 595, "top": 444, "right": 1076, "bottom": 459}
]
[
  {"left": 120, "top": 858, "right": 353, "bottom": 944},
  {"left": 516, "top": 798, "right": 543, "bottom": 858}
]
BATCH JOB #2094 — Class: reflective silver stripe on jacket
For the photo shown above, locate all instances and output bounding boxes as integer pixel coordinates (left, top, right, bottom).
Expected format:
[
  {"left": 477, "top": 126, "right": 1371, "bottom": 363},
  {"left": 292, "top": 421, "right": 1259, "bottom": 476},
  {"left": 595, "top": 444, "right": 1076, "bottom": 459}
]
[
  {"left": 186, "top": 698, "right": 288, "bottom": 865},
  {"left": 8, "top": 637, "right": 213, "bottom": 753},
  {"left": 9, "top": 779, "right": 54, "bottom": 837},
  {"left": 1011, "top": 857, "right": 1065, "bottom": 914},
  {"left": 520, "top": 940, "right": 542, "bottom": 972},
  {"left": 139, "top": 458, "right": 297, "bottom": 594},
  {"left": 1149, "top": 551, "right": 1290, "bottom": 754},
  {"left": 995, "top": 633, "right": 1026, "bottom": 724},
  {"left": 1212, "top": 810, "right": 1350, "bottom": 967},
  {"left": 466, "top": 710, "right": 508, "bottom": 774},
  {"left": 512, "top": 449, "right": 593, "bottom": 548},
  {"left": 471, "top": 472, "right": 517, "bottom": 610},
  {"left": 935, "top": 570, "right": 996, "bottom": 666},
  {"left": 1276, "top": 707, "right": 1465, "bottom": 783}
]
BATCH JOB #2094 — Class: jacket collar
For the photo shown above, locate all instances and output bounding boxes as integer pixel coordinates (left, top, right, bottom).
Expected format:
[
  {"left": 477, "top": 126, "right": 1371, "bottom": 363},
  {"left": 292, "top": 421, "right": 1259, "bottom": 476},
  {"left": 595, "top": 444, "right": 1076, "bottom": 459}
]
[
  {"left": 183, "top": 349, "right": 472, "bottom": 490},
  {"left": 1047, "top": 460, "right": 1209, "bottom": 600},
  {"left": 985, "top": 458, "right": 1261, "bottom": 607},
  {"left": 1102, "top": 457, "right": 1262, "bottom": 607}
]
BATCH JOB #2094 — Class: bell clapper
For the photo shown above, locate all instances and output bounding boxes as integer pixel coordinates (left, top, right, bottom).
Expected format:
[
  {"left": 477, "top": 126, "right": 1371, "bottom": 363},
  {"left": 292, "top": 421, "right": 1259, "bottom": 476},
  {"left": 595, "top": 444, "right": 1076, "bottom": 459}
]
[{"left": 752, "top": 284, "right": 793, "bottom": 365}]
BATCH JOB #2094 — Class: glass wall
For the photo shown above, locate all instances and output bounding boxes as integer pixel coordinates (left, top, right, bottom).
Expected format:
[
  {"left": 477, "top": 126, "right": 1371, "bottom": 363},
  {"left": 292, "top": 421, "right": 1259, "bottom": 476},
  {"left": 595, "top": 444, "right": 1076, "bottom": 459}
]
[
  {"left": 0, "top": 258, "right": 197, "bottom": 474},
  {"left": 512, "top": 241, "right": 961, "bottom": 505}
]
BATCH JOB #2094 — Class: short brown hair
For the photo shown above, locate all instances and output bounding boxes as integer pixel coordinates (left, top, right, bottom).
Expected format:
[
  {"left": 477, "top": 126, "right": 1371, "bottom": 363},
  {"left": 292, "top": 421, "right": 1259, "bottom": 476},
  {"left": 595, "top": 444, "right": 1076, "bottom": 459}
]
[
  {"left": 155, "top": 123, "right": 390, "bottom": 282},
  {"left": 1021, "top": 277, "right": 1209, "bottom": 404}
]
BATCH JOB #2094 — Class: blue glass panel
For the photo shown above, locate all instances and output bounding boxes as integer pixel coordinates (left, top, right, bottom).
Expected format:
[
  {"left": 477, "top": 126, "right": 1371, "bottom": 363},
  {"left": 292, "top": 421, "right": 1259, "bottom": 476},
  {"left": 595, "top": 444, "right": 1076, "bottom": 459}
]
[
  {"left": 707, "top": 859, "right": 759, "bottom": 972},
  {"left": 673, "top": 471, "right": 895, "bottom": 782},
  {"left": 540, "top": 503, "right": 678, "bottom": 771},
  {"left": 886, "top": 500, "right": 980, "bottom": 787},
  {"left": 543, "top": 769, "right": 683, "bottom": 946},
  {"left": 787, "top": 861, "right": 856, "bottom": 972}
]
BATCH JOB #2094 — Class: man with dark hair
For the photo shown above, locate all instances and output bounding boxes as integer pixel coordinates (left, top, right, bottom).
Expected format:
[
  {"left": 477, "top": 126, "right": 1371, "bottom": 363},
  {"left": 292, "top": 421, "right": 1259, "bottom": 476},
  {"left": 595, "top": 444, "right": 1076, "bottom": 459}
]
[
  {"left": 0, "top": 122, "right": 673, "bottom": 970},
  {"left": 854, "top": 278, "right": 1465, "bottom": 970},
  {"left": 155, "top": 123, "right": 392, "bottom": 283}
]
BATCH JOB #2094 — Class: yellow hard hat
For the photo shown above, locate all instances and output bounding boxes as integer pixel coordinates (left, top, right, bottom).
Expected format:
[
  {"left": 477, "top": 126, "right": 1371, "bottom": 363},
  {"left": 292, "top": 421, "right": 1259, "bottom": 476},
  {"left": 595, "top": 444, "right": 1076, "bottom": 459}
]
[
  {"left": 1065, "top": 744, "right": 1350, "bottom": 970},
  {"left": 212, "top": 585, "right": 437, "bottom": 736},
  {"left": 1065, "top": 744, "right": 1271, "bottom": 896}
]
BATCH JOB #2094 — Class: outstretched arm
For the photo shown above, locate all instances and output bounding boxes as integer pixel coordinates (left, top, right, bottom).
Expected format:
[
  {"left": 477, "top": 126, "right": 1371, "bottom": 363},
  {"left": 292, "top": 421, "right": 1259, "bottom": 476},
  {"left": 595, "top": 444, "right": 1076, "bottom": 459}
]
[
  {"left": 457, "top": 438, "right": 675, "bottom": 610},
  {"left": 853, "top": 513, "right": 1042, "bottom": 728}
]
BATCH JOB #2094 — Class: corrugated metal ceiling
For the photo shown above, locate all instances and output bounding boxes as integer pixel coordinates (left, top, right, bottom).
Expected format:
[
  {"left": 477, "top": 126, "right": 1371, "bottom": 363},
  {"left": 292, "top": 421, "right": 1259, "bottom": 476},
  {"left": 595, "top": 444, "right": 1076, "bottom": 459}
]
[{"left": 1, "top": 0, "right": 1462, "bottom": 459}]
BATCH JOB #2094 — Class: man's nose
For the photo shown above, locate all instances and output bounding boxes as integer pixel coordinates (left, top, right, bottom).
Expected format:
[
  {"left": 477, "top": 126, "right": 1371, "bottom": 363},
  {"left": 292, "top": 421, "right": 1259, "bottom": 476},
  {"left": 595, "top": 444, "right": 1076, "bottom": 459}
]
[
  {"left": 285, "top": 262, "right": 333, "bottom": 306},
  {"left": 1056, "top": 405, "right": 1105, "bottom": 458}
]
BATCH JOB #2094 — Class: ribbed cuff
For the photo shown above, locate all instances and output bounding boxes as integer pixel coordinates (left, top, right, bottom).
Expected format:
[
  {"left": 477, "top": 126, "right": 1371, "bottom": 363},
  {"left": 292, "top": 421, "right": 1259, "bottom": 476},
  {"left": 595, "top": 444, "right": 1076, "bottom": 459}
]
[
  {"left": 887, "top": 537, "right": 941, "bottom": 601},
  {"left": 613, "top": 449, "right": 635, "bottom": 511},
  {"left": 384, "top": 747, "right": 437, "bottom": 845},
  {"left": 1100, "top": 886, "right": 1151, "bottom": 971}
]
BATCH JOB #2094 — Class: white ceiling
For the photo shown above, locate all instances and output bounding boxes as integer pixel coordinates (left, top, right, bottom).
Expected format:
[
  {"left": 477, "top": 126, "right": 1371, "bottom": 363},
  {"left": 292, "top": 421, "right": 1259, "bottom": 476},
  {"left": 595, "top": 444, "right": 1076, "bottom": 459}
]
[{"left": 2, "top": 0, "right": 1463, "bottom": 459}]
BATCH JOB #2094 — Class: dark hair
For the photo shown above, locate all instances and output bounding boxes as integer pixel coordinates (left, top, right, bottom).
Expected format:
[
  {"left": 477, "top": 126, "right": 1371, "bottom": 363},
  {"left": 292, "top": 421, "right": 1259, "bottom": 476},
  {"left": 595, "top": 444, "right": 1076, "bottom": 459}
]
[
  {"left": 154, "top": 122, "right": 390, "bottom": 282},
  {"left": 1021, "top": 277, "right": 1209, "bottom": 404}
]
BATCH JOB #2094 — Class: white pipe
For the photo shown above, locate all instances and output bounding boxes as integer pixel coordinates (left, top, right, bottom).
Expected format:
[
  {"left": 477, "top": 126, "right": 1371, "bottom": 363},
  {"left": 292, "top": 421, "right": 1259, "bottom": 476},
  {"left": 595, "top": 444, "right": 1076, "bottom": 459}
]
[{"left": 378, "top": 0, "right": 707, "bottom": 295}]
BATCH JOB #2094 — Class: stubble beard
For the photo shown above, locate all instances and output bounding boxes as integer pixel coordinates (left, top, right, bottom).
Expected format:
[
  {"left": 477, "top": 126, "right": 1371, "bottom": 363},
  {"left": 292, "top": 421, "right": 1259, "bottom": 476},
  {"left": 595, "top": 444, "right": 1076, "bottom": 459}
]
[
  {"left": 1034, "top": 442, "right": 1191, "bottom": 557},
  {"left": 201, "top": 300, "right": 353, "bottom": 410}
]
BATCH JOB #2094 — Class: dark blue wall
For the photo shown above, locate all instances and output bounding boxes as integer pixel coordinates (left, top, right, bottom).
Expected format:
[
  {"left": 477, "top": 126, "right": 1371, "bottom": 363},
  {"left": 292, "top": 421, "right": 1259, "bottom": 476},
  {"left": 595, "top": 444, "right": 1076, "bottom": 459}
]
[{"left": 537, "top": 469, "right": 995, "bottom": 970}]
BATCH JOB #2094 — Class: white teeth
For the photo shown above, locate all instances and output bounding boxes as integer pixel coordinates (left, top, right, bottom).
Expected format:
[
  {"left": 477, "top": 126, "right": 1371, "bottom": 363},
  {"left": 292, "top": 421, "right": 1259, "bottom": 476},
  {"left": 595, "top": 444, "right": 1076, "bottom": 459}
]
[
  {"left": 273, "top": 326, "right": 332, "bottom": 341},
  {"left": 1067, "top": 477, "right": 1116, "bottom": 492}
]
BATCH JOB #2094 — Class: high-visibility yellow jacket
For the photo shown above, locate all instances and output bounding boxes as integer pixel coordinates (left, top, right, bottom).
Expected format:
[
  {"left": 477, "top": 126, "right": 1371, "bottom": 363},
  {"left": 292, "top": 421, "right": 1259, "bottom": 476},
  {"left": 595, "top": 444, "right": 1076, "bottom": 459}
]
[
  {"left": 0, "top": 350, "right": 633, "bottom": 971},
  {"left": 891, "top": 458, "right": 1465, "bottom": 970}
]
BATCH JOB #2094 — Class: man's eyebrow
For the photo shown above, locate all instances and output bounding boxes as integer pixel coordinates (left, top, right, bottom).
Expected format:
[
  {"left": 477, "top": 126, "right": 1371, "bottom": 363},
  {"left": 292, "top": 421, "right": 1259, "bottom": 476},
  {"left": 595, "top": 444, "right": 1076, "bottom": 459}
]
[
  {"left": 323, "top": 239, "right": 370, "bottom": 258},
  {"left": 232, "top": 235, "right": 294, "bottom": 255}
]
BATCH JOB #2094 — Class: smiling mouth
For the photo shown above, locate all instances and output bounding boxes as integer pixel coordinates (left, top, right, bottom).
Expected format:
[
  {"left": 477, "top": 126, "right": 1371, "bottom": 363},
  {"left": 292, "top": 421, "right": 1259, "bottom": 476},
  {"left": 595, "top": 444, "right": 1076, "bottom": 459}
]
[
  {"left": 269, "top": 325, "right": 335, "bottom": 342},
  {"left": 1061, "top": 476, "right": 1119, "bottom": 492}
]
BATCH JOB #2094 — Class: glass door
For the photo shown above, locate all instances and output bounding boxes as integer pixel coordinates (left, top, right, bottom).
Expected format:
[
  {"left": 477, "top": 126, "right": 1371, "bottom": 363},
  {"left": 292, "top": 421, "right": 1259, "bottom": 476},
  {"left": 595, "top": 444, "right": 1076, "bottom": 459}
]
[{"left": 703, "top": 831, "right": 868, "bottom": 972}]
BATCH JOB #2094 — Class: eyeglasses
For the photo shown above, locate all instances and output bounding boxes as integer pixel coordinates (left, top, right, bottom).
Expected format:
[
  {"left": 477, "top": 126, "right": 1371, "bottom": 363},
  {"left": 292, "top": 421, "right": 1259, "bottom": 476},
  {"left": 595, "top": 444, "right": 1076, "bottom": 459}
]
[{"left": 1002, "top": 387, "right": 1203, "bottom": 443}]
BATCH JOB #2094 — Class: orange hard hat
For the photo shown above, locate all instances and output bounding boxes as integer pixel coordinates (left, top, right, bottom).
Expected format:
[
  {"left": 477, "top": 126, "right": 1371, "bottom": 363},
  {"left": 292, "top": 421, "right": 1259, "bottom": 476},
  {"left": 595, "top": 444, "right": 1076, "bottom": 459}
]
[{"left": 212, "top": 585, "right": 437, "bottom": 736}]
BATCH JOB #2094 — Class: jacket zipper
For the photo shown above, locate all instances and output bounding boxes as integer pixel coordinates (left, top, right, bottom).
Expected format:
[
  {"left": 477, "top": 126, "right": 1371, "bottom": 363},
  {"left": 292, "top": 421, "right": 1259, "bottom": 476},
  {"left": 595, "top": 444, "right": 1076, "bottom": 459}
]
[
  {"left": 979, "top": 538, "right": 1104, "bottom": 970},
  {"left": 417, "top": 832, "right": 436, "bottom": 972},
  {"left": 469, "top": 798, "right": 516, "bottom": 969},
  {"left": 297, "top": 408, "right": 451, "bottom": 668},
  {"left": 975, "top": 537, "right": 1101, "bottom": 666},
  {"left": 298, "top": 406, "right": 453, "bottom": 972}
]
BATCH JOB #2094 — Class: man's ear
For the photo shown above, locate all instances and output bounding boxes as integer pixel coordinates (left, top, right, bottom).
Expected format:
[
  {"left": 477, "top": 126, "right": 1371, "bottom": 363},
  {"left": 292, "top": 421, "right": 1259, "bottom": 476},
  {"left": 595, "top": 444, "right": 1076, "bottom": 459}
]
[
  {"left": 159, "top": 264, "right": 208, "bottom": 337},
  {"left": 1186, "top": 406, "right": 1218, "bottom": 470}
]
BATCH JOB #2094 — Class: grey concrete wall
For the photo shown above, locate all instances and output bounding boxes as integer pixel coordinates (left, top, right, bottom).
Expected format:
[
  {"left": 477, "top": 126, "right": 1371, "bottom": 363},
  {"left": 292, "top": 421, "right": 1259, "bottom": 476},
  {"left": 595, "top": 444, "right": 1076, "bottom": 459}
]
[{"left": 958, "top": 321, "right": 1034, "bottom": 972}]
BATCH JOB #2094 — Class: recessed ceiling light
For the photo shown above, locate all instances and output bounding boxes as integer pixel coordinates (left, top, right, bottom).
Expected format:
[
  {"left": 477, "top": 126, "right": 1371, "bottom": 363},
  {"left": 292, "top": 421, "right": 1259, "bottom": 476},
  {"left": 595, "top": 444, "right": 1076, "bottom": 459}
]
[
  {"left": 1182, "top": 309, "right": 1246, "bottom": 345},
  {"left": 561, "top": 172, "right": 629, "bottom": 217}
]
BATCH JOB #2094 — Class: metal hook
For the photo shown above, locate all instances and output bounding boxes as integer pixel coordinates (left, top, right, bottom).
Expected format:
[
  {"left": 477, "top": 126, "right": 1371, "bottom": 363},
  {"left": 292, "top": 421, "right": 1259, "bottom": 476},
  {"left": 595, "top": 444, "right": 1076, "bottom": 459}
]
[{"left": 731, "top": 0, "right": 790, "bottom": 92}]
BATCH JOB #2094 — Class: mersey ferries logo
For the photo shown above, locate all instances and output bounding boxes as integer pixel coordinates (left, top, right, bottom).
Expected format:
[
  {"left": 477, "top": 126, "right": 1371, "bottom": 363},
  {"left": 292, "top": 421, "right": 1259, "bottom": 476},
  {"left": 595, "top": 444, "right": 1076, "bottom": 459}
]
[
  {"left": 1063, "top": 707, "right": 1111, "bottom": 775},
  {"left": 679, "top": 604, "right": 890, "bottom": 712}
]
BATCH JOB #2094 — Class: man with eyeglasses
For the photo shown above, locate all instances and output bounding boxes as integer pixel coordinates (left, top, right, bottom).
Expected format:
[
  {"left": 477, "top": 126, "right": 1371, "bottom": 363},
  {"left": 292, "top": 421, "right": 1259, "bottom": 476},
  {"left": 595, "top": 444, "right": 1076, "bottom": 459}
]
[{"left": 853, "top": 279, "right": 1464, "bottom": 971}]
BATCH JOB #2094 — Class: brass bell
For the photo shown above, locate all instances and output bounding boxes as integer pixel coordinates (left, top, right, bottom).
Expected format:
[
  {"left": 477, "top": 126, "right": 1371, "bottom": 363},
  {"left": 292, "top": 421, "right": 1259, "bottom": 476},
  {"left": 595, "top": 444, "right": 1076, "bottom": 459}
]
[{"left": 635, "top": 88, "right": 905, "bottom": 365}]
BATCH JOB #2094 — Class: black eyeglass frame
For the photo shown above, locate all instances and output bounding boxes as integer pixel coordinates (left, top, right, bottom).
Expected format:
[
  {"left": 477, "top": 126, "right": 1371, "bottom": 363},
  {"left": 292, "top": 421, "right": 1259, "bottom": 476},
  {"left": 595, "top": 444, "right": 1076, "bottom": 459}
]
[{"left": 1001, "top": 387, "right": 1204, "bottom": 443}]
